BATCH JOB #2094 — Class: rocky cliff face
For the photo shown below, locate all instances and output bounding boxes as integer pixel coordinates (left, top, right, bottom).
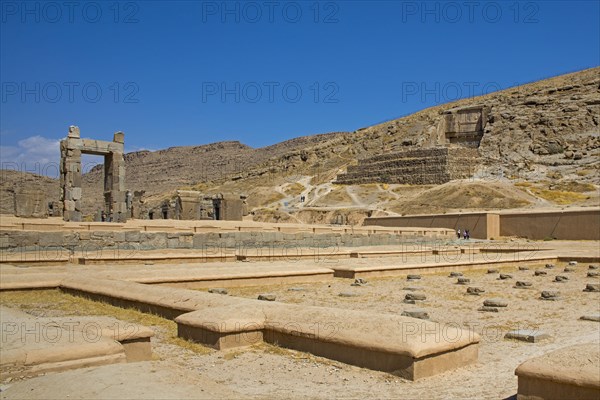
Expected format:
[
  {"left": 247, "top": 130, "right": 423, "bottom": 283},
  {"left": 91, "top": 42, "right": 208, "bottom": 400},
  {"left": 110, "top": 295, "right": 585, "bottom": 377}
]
[{"left": 478, "top": 69, "right": 599, "bottom": 181}]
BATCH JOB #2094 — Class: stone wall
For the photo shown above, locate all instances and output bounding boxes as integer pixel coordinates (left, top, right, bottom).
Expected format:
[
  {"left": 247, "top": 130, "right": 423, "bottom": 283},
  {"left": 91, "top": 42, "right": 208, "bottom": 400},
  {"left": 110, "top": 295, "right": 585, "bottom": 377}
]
[
  {"left": 364, "top": 212, "right": 499, "bottom": 240},
  {"left": 335, "top": 147, "right": 479, "bottom": 185},
  {"left": 499, "top": 209, "right": 600, "bottom": 240},
  {"left": 0, "top": 229, "right": 444, "bottom": 255},
  {"left": 364, "top": 208, "right": 600, "bottom": 240},
  {"left": 176, "top": 190, "right": 205, "bottom": 220},
  {"left": 213, "top": 196, "right": 244, "bottom": 221}
]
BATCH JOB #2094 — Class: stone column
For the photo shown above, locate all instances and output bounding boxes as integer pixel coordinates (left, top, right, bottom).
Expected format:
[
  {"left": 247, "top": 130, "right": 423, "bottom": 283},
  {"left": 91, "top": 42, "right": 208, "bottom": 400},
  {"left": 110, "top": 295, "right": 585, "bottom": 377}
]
[
  {"left": 109, "top": 132, "right": 127, "bottom": 222},
  {"left": 60, "top": 126, "right": 83, "bottom": 221}
]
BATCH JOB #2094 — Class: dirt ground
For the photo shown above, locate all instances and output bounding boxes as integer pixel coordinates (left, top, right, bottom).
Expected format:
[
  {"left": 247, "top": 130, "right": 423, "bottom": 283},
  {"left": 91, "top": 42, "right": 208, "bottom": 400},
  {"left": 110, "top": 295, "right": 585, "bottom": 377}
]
[{"left": 1, "top": 254, "right": 598, "bottom": 399}]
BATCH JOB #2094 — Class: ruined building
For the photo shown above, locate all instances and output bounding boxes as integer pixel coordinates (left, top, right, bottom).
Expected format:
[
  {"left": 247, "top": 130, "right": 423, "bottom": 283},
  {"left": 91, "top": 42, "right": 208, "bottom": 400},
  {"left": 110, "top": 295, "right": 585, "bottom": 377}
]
[
  {"left": 335, "top": 105, "right": 486, "bottom": 185},
  {"left": 146, "top": 192, "right": 248, "bottom": 221}
]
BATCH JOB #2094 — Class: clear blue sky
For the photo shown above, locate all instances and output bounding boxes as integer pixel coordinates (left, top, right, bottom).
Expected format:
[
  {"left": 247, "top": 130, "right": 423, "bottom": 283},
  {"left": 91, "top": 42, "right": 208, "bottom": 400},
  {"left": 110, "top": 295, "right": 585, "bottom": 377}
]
[{"left": 1, "top": 0, "right": 599, "bottom": 173}]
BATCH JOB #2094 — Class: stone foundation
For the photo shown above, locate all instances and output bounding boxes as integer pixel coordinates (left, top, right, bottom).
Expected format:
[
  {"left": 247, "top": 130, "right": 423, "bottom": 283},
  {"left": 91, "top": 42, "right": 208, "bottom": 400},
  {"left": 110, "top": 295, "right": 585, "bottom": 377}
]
[{"left": 335, "top": 147, "right": 479, "bottom": 185}]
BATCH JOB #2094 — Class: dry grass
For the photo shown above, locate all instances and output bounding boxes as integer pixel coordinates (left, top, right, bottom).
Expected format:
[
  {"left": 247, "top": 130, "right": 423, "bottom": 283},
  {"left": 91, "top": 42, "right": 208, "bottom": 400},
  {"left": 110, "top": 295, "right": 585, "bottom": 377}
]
[
  {"left": 514, "top": 182, "right": 534, "bottom": 188},
  {"left": 515, "top": 181, "right": 591, "bottom": 205},
  {"left": 531, "top": 189, "right": 588, "bottom": 205},
  {"left": 553, "top": 181, "right": 597, "bottom": 193},
  {"left": 376, "top": 193, "right": 396, "bottom": 202},
  {"left": 314, "top": 187, "right": 353, "bottom": 205},
  {"left": 284, "top": 183, "right": 305, "bottom": 196},
  {"left": 263, "top": 192, "right": 286, "bottom": 205},
  {"left": 0, "top": 289, "right": 213, "bottom": 355}
]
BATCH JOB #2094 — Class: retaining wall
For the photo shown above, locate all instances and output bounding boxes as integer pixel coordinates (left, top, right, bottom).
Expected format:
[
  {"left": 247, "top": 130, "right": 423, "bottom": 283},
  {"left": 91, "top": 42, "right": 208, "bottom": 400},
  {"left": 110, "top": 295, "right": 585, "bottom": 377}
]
[{"left": 364, "top": 208, "right": 600, "bottom": 240}]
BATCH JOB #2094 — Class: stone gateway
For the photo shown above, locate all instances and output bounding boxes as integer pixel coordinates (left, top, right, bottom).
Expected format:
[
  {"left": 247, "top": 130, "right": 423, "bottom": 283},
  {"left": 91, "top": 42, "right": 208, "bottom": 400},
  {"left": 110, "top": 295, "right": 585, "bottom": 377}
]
[{"left": 60, "top": 126, "right": 127, "bottom": 222}]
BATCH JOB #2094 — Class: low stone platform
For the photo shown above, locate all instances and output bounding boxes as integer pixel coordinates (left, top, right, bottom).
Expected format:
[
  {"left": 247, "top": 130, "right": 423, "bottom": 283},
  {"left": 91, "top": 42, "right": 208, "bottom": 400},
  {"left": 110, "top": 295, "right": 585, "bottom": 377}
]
[
  {"left": 176, "top": 303, "right": 480, "bottom": 381},
  {"left": 333, "top": 255, "right": 561, "bottom": 279},
  {"left": 0, "top": 263, "right": 335, "bottom": 291},
  {"left": 0, "top": 306, "right": 153, "bottom": 379},
  {"left": 0, "top": 271, "right": 65, "bottom": 290},
  {"left": 55, "top": 277, "right": 479, "bottom": 380},
  {"left": 78, "top": 253, "right": 235, "bottom": 265},
  {"left": 515, "top": 343, "right": 600, "bottom": 400}
]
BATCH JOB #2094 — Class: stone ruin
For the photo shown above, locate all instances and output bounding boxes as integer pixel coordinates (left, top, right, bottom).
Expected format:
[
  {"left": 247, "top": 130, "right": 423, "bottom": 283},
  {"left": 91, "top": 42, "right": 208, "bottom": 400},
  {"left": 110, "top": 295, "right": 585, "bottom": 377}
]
[
  {"left": 176, "top": 190, "right": 212, "bottom": 220},
  {"left": 13, "top": 188, "right": 48, "bottom": 218},
  {"left": 335, "top": 147, "right": 478, "bottom": 185},
  {"left": 129, "top": 190, "right": 147, "bottom": 219},
  {"left": 437, "top": 104, "right": 488, "bottom": 148},
  {"left": 335, "top": 105, "right": 486, "bottom": 185},
  {"left": 146, "top": 192, "right": 248, "bottom": 221},
  {"left": 60, "top": 126, "right": 127, "bottom": 222},
  {"left": 212, "top": 193, "right": 247, "bottom": 221},
  {"left": 8, "top": 187, "right": 62, "bottom": 219}
]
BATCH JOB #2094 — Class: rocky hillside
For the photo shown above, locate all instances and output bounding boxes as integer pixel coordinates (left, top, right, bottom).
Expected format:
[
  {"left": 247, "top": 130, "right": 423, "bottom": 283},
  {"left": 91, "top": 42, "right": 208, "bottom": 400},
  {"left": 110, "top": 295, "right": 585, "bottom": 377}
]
[{"left": 2, "top": 67, "right": 599, "bottom": 220}]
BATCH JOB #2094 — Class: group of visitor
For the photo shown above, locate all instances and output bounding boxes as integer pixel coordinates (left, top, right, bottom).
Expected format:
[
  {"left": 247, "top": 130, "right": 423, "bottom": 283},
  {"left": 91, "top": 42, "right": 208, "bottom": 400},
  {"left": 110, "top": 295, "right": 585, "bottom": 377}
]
[{"left": 456, "top": 228, "right": 470, "bottom": 240}]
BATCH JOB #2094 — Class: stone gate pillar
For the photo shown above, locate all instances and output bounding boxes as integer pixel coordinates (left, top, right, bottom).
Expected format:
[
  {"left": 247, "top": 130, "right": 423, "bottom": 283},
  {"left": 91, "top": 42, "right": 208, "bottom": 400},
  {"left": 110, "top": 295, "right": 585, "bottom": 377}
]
[{"left": 60, "top": 126, "right": 83, "bottom": 221}]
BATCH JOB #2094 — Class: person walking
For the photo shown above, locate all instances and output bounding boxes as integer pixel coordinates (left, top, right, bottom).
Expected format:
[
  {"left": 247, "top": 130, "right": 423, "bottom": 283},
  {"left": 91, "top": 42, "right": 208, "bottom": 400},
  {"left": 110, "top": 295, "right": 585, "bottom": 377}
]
[{"left": 457, "top": 228, "right": 461, "bottom": 239}]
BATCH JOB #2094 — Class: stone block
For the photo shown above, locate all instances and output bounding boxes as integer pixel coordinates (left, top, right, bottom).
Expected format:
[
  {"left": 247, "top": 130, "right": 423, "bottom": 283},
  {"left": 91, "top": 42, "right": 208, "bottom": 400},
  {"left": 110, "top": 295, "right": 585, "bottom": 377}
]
[
  {"left": 208, "top": 288, "right": 228, "bottom": 295},
  {"left": 72, "top": 173, "right": 82, "bottom": 187},
  {"left": 467, "top": 287, "right": 485, "bottom": 295},
  {"left": 92, "top": 231, "right": 114, "bottom": 240},
  {"left": 113, "top": 232, "right": 126, "bottom": 243},
  {"left": 405, "top": 293, "right": 426, "bottom": 301},
  {"left": 79, "top": 231, "right": 91, "bottom": 240},
  {"left": 505, "top": 329, "right": 551, "bottom": 343},
  {"left": 483, "top": 298, "right": 508, "bottom": 307},
  {"left": 64, "top": 233, "right": 79, "bottom": 246},
  {"left": 113, "top": 131, "right": 125, "bottom": 143},
  {"left": 38, "top": 232, "right": 65, "bottom": 247},
  {"left": 125, "top": 231, "right": 141, "bottom": 242},
  {"left": 401, "top": 309, "right": 429, "bottom": 320},
  {"left": 583, "top": 284, "right": 599, "bottom": 292},
  {"left": 71, "top": 187, "right": 82, "bottom": 200},
  {"left": 68, "top": 125, "right": 80, "bottom": 138},
  {"left": 65, "top": 138, "right": 83, "bottom": 150},
  {"left": 140, "top": 233, "right": 167, "bottom": 249},
  {"left": 64, "top": 200, "right": 76, "bottom": 212}
]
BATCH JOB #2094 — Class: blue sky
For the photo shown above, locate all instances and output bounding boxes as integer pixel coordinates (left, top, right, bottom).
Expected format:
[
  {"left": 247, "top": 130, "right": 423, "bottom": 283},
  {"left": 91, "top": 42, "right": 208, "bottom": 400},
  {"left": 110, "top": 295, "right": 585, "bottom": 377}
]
[{"left": 1, "top": 0, "right": 599, "bottom": 175}]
